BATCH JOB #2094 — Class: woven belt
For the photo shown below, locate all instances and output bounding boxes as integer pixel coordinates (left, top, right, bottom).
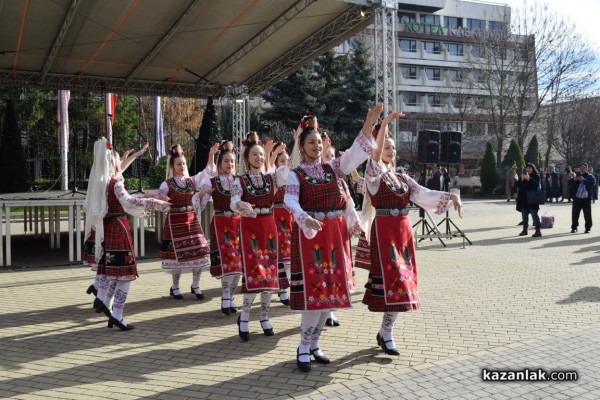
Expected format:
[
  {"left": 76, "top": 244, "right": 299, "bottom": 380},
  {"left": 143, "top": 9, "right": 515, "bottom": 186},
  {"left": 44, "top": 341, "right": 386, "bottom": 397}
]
[
  {"left": 273, "top": 203, "right": 286, "bottom": 209},
  {"left": 253, "top": 207, "right": 273, "bottom": 215},
  {"left": 214, "top": 210, "right": 234, "bottom": 217},
  {"left": 170, "top": 205, "right": 194, "bottom": 212},
  {"left": 106, "top": 213, "right": 127, "bottom": 219},
  {"left": 376, "top": 208, "right": 408, "bottom": 217},
  {"left": 307, "top": 210, "right": 343, "bottom": 220}
]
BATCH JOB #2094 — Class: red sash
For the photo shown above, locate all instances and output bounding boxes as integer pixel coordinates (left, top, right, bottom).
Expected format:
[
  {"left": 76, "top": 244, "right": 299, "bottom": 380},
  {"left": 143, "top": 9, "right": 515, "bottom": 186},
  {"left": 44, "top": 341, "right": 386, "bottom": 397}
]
[
  {"left": 213, "top": 214, "right": 243, "bottom": 276},
  {"left": 299, "top": 216, "right": 352, "bottom": 311},
  {"left": 374, "top": 216, "right": 419, "bottom": 306},
  {"left": 168, "top": 211, "right": 208, "bottom": 262},
  {"left": 273, "top": 207, "right": 293, "bottom": 264},
  {"left": 240, "top": 215, "right": 279, "bottom": 291}
]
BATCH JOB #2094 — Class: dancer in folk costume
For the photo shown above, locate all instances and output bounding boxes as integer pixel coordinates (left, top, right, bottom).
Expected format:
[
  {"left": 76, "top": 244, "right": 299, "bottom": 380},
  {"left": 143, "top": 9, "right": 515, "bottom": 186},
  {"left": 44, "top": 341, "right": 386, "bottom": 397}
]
[
  {"left": 194, "top": 140, "right": 243, "bottom": 315},
  {"left": 158, "top": 143, "right": 218, "bottom": 300},
  {"left": 320, "top": 132, "right": 364, "bottom": 328},
  {"left": 284, "top": 105, "right": 382, "bottom": 372},
  {"left": 84, "top": 138, "right": 170, "bottom": 330},
  {"left": 270, "top": 141, "right": 293, "bottom": 306},
  {"left": 84, "top": 144, "right": 150, "bottom": 297},
  {"left": 230, "top": 132, "right": 289, "bottom": 341},
  {"left": 361, "top": 113, "right": 463, "bottom": 354}
]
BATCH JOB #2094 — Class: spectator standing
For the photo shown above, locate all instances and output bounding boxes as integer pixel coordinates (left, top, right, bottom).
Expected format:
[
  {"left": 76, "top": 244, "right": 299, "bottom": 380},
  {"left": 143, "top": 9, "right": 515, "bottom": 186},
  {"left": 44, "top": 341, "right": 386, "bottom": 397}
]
[
  {"left": 571, "top": 163, "right": 596, "bottom": 233},
  {"left": 505, "top": 164, "right": 518, "bottom": 202},
  {"left": 545, "top": 165, "right": 561, "bottom": 203},
  {"left": 516, "top": 163, "right": 543, "bottom": 238},
  {"left": 561, "top": 167, "right": 575, "bottom": 202}
]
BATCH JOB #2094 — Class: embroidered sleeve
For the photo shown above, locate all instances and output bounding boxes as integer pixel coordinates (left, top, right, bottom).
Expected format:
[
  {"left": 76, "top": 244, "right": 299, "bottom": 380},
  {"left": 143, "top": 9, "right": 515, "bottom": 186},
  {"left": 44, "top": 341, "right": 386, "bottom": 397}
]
[
  {"left": 275, "top": 164, "right": 290, "bottom": 188},
  {"left": 192, "top": 163, "right": 217, "bottom": 188},
  {"left": 356, "top": 176, "right": 366, "bottom": 195},
  {"left": 196, "top": 182, "right": 213, "bottom": 211},
  {"left": 407, "top": 175, "right": 452, "bottom": 214},
  {"left": 329, "top": 132, "right": 376, "bottom": 178},
  {"left": 343, "top": 195, "right": 365, "bottom": 237},
  {"left": 114, "top": 179, "right": 154, "bottom": 218},
  {"left": 283, "top": 171, "right": 315, "bottom": 239},
  {"left": 156, "top": 181, "right": 170, "bottom": 201},
  {"left": 230, "top": 177, "right": 244, "bottom": 211},
  {"left": 364, "top": 158, "right": 385, "bottom": 196}
]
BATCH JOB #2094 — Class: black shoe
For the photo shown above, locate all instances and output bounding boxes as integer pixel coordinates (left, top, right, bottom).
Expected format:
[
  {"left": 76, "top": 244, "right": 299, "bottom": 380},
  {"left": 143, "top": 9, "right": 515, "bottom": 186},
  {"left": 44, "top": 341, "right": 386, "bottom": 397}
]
[
  {"left": 571, "top": 229, "right": 578, "bottom": 233},
  {"left": 108, "top": 316, "right": 135, "bottom": 331},
  {"left": 229, "top": 299, "right": 238, "bottom": 314},
  {"left": 86, "top": 284, "right": 98, "bottom": 296},
  {"left": 170, "top": 287, "right": 184, "bottom": 300},
  {"left": 325, "top": 318, "right": 340, "bottom": 327},
  {"left": 376, "top": 333, "right": 400, "bottom": 356},
  {"left": 221, "top": 298, "right": 231, "bottom": 315},
  {"left": 93, "top": 298, "right": 112, "bottom": 318},
  {"left": 585, "top": 230, "right": 590, "bottom": 233},
  {"left": 518, "top": 221, "right": 524, "bottom": 226},
  {"left": 237, "top": 314, "right": 249, "bottom": 341},
  {"left": 278, "top": 292, "right": 290, "bottom": 306},
  {"left": 296, "top": 347, "right": 311, "bottom": 372},
  {"left": 191, "top": 286, "right": 205, "bottom": 300},
  {"left": 260, "top": 319, "right": 274, "bottom": 336},
  {"left": 310, "top": 348, "right": 331, "bottom": 364}
]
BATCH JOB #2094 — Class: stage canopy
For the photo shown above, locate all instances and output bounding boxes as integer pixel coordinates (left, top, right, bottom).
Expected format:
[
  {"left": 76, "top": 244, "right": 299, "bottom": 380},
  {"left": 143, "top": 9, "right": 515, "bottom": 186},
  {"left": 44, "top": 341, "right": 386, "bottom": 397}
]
[{"left": 0, "top": 0, "right": 376, "bottom": 98}]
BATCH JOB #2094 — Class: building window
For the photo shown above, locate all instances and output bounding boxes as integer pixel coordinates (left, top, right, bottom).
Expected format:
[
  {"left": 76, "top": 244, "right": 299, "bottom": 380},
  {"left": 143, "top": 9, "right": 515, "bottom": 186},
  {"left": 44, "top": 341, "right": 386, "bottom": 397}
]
[
  {"left": 404, "top": 93, "right": 418, "bottom": 106},
  {"left": 425, "top": 68, "right": 441, "bottom": 81},
  {"left": 446, "top": 43, "right": 464, "bottom": 56},
  {"left": 401, "top": 66, "right": 417, "bottom": 79},
  {"left": 466, "top": 18, "right": 485, "bottom": 29},
  {"left": 471, "top": 45, "right": 483, "bottom": 57},
  {"left": 444, "top": 16, "right": 462, "bottom": 28},
  {"left": 489, "top": 21, "right": 503, "bottom": 31},
  {"left": 428, "top": 95, "right": 441, "bottom": 107},
  {"left": 398, "top": 12, "right": 416, "bottom": 23},
  {"left": 400, "top": 39, "right": 417, "bottom": 53},
  {"left": 420, "top": 14, "right": 440, "bottom": 25},
  {"left": 448, "top": 69, "right": 464, "bottom": 81},
  {"left": 424, "top": 41, "right": 442, "bottom": 54}
]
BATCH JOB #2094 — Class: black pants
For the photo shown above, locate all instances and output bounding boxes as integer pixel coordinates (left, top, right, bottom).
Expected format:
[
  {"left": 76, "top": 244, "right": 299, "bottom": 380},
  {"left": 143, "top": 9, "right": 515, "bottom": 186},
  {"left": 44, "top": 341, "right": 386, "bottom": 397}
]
[{"left": 571, "top": 198, "right": 593, "bottom": 231}]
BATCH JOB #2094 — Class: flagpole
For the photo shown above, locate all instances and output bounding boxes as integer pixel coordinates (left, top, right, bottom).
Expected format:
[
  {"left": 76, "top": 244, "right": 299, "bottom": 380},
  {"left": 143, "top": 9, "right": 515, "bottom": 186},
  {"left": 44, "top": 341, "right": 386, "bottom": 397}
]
[
  {"left": 58, "top": 90, "right": 69, "bottom": 191},
  {"left": 105, "top": 93, "right": 113, "bottom": 143},
  {"left": 155, "top": 96, "right": 165, "bottom": 163}
]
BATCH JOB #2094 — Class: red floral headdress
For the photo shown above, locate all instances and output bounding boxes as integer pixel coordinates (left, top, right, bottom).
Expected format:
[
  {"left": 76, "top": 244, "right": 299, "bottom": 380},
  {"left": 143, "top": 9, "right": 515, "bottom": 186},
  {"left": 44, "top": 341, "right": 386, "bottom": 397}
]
[
  {"left": 319, "top": 130, "right": 329, "bottom": 140},
  {"left": 169, "top": 144, "right": 185, "bottom": 156},
  {"left": 371, "top": 120, "right": 389, "bottom": 139},
  {"left": 301, "top": 114, "right": 318, "bottom": 130},
  {"left": 242, "top": 131, "right": 262, "bottom": 147},
  {"left": 97, "top": 136, "right": 112, "bottom": 150},
  {"left": 218, "top": 140, "right": 237, "bottom": 153}
]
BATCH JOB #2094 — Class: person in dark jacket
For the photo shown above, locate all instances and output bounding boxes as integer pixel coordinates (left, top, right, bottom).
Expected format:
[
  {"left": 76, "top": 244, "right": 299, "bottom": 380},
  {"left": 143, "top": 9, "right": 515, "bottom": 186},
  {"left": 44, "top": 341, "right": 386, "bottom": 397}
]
[
  {"left": 545, "top": 165, "right": 561, "bottom": 202},
  {"left": 571, "top": 162, "right": 596, "bottom": 233},
  {"left": 516, "top": 162, "right": 542, "bottom": 237}
]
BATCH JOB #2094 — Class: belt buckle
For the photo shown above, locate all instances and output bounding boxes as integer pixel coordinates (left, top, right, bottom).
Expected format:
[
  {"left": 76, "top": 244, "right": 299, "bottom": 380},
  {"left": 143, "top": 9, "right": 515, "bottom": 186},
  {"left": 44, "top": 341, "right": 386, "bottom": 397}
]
[
  {"left": 314, "top": 212, "right": 325, "bottom": 221},
  {"left": 391, "top": 208, "right": 400, "bottom": 217},
  {"left": 402, "top": 208, "right": 409, "bottom": 216},
  {"left": 187, "top": 205, "right": 193, "bottom": 212},
  {"left": 327, "top": 211, "right": 336, "bottom": 219},
  {"left": 223, "top": 211, "right": 232, "bottom": 217},
  {"left": 261, "top": 207, "right": 270, "bottom": 215}
]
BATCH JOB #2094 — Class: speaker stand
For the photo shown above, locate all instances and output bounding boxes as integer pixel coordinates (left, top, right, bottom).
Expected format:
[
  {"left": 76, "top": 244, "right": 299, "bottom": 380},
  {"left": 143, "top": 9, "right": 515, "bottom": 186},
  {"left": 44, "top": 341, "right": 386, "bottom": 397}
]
[
  {"left": 412, "top": 207, "right": 446, "bottom": 247},
  {"left": 436, "top": 210, "right": 472, "bottom": 245}
]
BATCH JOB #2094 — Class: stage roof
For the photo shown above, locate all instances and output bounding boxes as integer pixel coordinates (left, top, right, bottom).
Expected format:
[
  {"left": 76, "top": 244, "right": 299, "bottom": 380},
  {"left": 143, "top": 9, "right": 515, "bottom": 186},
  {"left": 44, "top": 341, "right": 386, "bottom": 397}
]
[{"left": 0, "top": 0, "right": 376, "bottom": 98}]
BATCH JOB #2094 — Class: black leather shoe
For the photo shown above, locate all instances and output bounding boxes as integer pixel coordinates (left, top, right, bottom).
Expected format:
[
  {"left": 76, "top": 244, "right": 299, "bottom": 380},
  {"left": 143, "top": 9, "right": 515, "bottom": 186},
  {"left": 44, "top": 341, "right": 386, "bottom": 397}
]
[
  {"left": 191, "top": 286, "right": 205, "bottom": 300},
  {"left": 229, "top": 300, "right": 238, "bottom": 314},
  {"left": 170, "top": 287, "right": 184, "bottom": 300},
  {"left": 585, "top": 230, "right": 590, "bottom": 234},
  {"left": 237, "top": 314, "right": 249, "bottom": 341},
  {"left": 297, "top": 347, "right": 311, "bottom": 372},
  {"left": 86, "top": 284, "right": 97, "bottom": 296},
  {"left": 310, "top": 348, "right": 331, "bottom": 364},
  {"left": 221, "top": 298, "right": 231, "bottom": 315},
  {"left": 108, "top": 316, "right": 135, "bottom": 331},
  {"left": 278, "top": 292, "right": 290, "bottom": 306},
  {"left": 376, "top": 333, "right": 400, "bottom": 356},
  {"left": 571, "top": 229, "right": 578, "bottom": 234},
  {"left": 325, "top": 318, "right": 340, "bottom": 327},
  {"left": 260, "top": 319, "right": 274, "bottom": 336},
  {"left": 93, "top": 298, "right": 111, "bottom": 318}
]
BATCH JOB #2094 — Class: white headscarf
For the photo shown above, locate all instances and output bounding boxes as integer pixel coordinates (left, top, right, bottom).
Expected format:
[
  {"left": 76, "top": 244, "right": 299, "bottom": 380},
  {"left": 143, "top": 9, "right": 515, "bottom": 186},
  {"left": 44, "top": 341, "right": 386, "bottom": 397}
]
[{"left": 83, "top": 138, "right": 113, "bottom": 261}]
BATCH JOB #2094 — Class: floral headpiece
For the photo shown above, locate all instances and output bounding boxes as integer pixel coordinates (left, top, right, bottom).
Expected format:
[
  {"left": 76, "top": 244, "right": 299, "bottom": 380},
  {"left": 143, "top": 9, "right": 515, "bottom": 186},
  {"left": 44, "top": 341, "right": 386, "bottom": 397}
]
[
  {"left": 242, "top": 131, "right": 262, "bottom": 147},
  {"left": 169, "top": 144, "right": 185, "bottom": 156},
  {"left": 301, "top": 114, "right": 318, "bottom": 130},
  {"left": 219, "top": 140, "right": 236, "bottom": 153},
  {"left": 371, "top": 120, "right": 389, "bottom": 140},
  {"left": 319, "top": 130, "right": 329, "bottom": 140}
]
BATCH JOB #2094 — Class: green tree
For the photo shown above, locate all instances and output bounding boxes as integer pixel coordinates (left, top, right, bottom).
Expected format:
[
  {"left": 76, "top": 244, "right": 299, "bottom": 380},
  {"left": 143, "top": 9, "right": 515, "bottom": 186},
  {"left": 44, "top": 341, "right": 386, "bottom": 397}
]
[
  {"left": 503, "top": 139, "right": 525, "bottom": 173},
  {"left": 523, "top": 135, "right": 540, "bottom": 167},
  {"left": 335, "top": 38, "right": 375, "bottom": 150},
  {"left": 481, "top": 142, "right": 498, "bottom": 195},
  {"left": 0, "top": 99, "right": 32, "bottom": 192},
  {"left": 190, "top": 97, "right": 219, "bottom": 175}
]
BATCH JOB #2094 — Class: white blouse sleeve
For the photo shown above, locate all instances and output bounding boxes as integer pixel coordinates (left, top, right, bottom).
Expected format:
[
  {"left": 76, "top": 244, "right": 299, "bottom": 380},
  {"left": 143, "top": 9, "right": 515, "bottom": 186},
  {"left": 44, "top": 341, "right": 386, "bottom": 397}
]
[
  {"left": 328, "top": 133, "right": 376, "bottom": 178},
  {"left": 157, "top": 181, "right": 170, "bottom": 200},
  {"left": 364, "top": 158, "right": 385, "bottom": 196},
  {"left": 283, "top": 170, "right": 315, "bottom": 239},
  {"left": 406, "top": 175, "right": 453, "bottom": 214},
  {"left": 229, "top": 177, "right": 244, "bottom": 212},
  {"left": 114, "top": 179, "right": 161, "bottom": 218},
  {"left": 195, "top": 182, "right": 213, "bottom": 212},
  {"left": 275, "top": 164, "right": 290, "bottom": 188},
  {"left": 192, "top": 163, "right": 217, "bottom": 188},
  {"left": 343, "top": 190, "right": 364, "bottom": 236}
]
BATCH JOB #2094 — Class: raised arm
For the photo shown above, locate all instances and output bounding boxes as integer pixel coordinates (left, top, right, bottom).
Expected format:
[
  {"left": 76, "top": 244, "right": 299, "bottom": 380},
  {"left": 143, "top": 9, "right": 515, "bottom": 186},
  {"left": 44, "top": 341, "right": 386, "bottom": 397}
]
[
  {"left": 191, "top": 143, "right": 219, "bottom": 187},
  {"left": 372, "top": 111, "right": 405, "bottom": 162},
  {"left": 120, "top": 143, "right": 149, "bottom": 173}
]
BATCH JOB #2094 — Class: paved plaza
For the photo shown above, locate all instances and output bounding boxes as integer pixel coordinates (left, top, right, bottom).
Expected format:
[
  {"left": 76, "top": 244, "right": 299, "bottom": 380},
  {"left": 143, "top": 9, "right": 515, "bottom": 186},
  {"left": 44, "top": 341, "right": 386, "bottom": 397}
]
[{"left": 1, "top": 199, "right": 599, "bottom": 399}]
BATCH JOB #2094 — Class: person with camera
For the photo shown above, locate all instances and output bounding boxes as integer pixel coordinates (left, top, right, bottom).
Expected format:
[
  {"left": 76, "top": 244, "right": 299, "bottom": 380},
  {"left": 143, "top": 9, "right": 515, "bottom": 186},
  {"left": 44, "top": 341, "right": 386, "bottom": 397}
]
[
  {"left": 571, "top": 162, "right": 596, "bottom": 233},
  {"left": 516, "top": 163, "right": 543, "bottom": 237}
]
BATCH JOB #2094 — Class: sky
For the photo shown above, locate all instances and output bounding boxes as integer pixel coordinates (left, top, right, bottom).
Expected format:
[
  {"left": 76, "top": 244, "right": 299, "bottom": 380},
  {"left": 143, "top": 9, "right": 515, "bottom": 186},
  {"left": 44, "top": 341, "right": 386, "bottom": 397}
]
[{"left": 492, "top": 0, "right": 600, "bottom": 49}]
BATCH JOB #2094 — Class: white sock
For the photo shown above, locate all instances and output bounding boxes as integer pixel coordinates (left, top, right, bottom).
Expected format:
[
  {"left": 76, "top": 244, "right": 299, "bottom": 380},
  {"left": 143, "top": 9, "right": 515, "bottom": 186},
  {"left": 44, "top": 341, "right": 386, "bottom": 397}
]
[
  {"left": 191, "top": 269, "right": 202, "bottom": 294},
  {"left": 279, "top": 290, "right": 289, "bottom": 301},
  {"left": 171, "top": 271, "right": 181, "bottom": 293},
  {"left": 240, "top": 293, "right": 256, "bottom": 332},
  {"left": 380, "top": 312, "right": 399, "bottom": 348},
  {"left": 310, "top": 312, "right": 329, "bottom": 357},
  {"left": 96, "top": 275, "right": 109, "bottom": 303},
  {"left": 230, "top": 275, "right": 241, "bottom": 307},
  {"left": 111, "top": 280, "right": 130, "bottom": 322},
  {"left": 106, "top": 279, "right": 117, "bottom": 309},
  {"left": 299, "top": 312, "right": 321, "bottom": 362},
  {"left": 259, "top": 292, "right": 273, "bottom": 330}
]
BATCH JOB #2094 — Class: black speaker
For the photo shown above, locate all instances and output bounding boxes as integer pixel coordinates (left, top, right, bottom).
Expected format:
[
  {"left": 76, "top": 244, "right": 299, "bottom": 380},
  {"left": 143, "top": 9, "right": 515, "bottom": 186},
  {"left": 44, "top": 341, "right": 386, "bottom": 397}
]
[
  {"left": 417, "top": 130, "right": 440, "bottom": 164},
  {"left": 440, "top": 131, "right": 462, "bottom": 164}
]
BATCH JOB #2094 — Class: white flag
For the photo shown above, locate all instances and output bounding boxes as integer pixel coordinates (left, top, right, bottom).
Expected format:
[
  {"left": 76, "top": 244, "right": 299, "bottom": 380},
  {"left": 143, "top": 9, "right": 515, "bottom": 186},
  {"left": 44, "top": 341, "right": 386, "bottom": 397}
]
[{"left": 155, "top": 96, "right": 165, "bottom": 158}]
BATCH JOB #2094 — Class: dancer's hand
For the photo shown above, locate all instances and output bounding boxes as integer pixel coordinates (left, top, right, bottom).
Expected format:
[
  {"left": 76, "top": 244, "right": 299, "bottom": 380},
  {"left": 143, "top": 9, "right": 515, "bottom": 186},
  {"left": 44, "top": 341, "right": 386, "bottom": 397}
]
[
  {"left": 305, "top": 217, "right": 324, "bottom": 231},
  {"left": 451, "top": 193, "right": 464, "bottom": 218}
]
